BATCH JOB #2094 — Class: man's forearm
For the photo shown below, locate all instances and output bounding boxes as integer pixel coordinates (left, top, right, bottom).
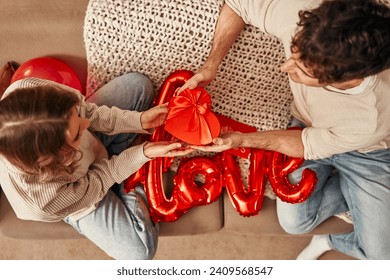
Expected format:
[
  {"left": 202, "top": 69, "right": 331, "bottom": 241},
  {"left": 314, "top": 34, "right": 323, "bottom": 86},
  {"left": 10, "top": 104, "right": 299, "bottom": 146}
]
[
  {"left": 240, "top": 129, "right": 304, "bottom": 158},
  {"left": 203, "top": 4, "right": 246, "bottom": 71},
  {"left": 199, "top": 5, "right": 304, "bottom": 158}
]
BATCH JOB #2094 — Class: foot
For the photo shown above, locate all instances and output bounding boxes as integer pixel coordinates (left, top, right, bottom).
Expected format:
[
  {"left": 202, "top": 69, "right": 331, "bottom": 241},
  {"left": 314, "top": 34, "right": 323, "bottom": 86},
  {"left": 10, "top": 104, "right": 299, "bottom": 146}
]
[{"left": 297, "top": 235, "right": 332, "bottom": 260}]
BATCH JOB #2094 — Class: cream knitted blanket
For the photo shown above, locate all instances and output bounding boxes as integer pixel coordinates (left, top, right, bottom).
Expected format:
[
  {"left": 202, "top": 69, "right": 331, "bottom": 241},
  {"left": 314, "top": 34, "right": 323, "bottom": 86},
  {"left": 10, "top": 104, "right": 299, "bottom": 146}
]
[{"left": 84, "top": 0, "right": 351, "bottom": 223}]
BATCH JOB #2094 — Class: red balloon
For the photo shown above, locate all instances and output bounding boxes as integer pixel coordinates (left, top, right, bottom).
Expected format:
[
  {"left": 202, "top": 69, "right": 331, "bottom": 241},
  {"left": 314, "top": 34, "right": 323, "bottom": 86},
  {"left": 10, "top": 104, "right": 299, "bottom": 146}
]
[
  {"left": 221, "top": 149, "right": 269, "bottom": 216},
  {"left": 267, "top": 127, "right": 317, "bottom": 203},
  {"left": 145, "top": 157, "right": 186, "bottom": 222},
  {"left": 174, "top": 156, "right": 223, "bottom": 206},
  {"left": 11, "top": 57, "right": 83, "bottom": 93},
  {"left": 153, "top": 69, "right": 194, "bottom": 106},
  {"left": 146, "top": 156, "right": 223, "bottom": 222},
  {"left": 268, "top": 151, "right": 317, "bottom": 203}
]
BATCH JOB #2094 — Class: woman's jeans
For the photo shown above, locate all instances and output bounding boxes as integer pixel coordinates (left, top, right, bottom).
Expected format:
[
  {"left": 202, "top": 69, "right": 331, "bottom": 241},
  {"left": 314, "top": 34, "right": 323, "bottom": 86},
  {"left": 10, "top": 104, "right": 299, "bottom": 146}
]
[
  {"left": 63, "top": 73, "right": 158, "bottom": 260},
  {"left": 277, "top": 135, "right": 390, "bottom": 259}
]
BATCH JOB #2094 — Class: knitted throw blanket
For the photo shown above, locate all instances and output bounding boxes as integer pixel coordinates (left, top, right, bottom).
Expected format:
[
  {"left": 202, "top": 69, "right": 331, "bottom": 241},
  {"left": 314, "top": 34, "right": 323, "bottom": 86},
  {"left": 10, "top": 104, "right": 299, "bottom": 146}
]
[{"left": 84, "top": 0, "right": 351, "bottom": 223}]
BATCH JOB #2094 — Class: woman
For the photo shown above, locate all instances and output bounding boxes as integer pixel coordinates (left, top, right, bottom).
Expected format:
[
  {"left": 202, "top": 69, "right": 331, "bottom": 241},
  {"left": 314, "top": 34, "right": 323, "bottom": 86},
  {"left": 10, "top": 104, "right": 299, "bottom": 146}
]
[{"left": 0, "top": 73, "right": 193, "bottom": 259}]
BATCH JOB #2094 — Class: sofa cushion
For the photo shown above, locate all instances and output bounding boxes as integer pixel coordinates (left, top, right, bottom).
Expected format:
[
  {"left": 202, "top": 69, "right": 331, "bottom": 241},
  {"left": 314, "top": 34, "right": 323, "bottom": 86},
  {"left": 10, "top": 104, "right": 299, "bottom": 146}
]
[
  {"left": 0, "top": 192, "right": 81, "bottom": 239},
  {"left": 0, "top": 170, "right": 224, "bottom": 240},
  {"left": 0, "top": 190, "right": 223, "bottom": 239},
  {"left": 223, "top": 195, "right": 353, "bottom": 236}
]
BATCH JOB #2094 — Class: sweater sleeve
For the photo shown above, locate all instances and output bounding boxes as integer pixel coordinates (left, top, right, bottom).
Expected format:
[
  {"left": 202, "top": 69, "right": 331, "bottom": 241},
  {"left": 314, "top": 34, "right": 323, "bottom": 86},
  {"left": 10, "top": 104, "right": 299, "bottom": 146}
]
[
  {"left": 78, "top": 95, "right": 150, "bottom": 135},
  {"left": 225, "top": 0, "right": 272, "bottom": 32},
  {"left": 225, "top": 0, "right": 319, "bottom": 48},
  {"left": 26, "top": 144, "right": 150, "bottom": 218},
  {"left": 302, "top": 124, "right": 376, "bottom": 160}
]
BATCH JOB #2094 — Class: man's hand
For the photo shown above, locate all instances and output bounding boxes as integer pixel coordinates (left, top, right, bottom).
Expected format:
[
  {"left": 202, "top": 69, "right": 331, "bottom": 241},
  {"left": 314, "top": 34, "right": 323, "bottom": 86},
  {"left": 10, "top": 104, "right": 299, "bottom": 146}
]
[
  {"left": 178, "top": 66, "right": 217, "bottom": 93},
  {"left": 190, "top": 132, "right": 243, "bottom": 153},
  {"left": 178, "top": 4, "right": 245, "bottom": 94}
]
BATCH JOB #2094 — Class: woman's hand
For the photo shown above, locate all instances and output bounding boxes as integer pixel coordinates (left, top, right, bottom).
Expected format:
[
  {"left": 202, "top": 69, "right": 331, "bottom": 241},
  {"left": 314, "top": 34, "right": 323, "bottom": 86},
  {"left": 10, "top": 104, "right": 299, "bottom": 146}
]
[
  {"left": 140, "top": 103, "right": 169, "bottom": 130},
  {"left": 143, "top": 141, "right": 195, "bottom": 159},
  {"left": 190, "top": 132, "right": 243, "bottom": 153}
]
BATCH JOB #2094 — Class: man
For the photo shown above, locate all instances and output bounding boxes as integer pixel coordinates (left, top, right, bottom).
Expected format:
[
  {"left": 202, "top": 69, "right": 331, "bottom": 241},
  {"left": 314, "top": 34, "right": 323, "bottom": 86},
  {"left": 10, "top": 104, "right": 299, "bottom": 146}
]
[{"left": 181, "top": 0, "right": 390, "bottom": 259}]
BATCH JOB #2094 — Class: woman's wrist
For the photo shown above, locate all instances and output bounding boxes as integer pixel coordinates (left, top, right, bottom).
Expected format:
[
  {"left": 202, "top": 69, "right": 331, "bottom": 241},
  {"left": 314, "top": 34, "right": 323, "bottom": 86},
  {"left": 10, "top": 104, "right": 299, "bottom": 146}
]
[{"left": 142, "top": 141, "right": 153, "bottom": 159}]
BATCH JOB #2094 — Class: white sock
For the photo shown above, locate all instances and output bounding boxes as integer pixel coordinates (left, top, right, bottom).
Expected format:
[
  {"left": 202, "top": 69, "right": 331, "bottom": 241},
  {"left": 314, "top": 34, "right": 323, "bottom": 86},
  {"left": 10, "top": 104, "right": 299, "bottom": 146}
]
[{"left": 297, "top": 235, "right": 332, "bottom": 260}]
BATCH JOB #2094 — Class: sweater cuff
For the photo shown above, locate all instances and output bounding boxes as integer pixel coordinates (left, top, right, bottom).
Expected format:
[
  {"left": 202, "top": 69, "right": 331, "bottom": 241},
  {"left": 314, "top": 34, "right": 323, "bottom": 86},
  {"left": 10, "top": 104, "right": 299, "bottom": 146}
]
[
  {"left": 109, "top": 143, "right": 151, "bottom": 183},
  {"left": 132, "top": 111, "right": 150, "bottom": 134}
]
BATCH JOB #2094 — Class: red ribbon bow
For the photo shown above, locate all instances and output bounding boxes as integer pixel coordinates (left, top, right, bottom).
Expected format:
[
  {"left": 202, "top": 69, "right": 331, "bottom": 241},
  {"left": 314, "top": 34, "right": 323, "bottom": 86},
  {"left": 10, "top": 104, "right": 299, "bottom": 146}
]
[{"left": 164, "top": 88, "right": 220, "bottom": 145}]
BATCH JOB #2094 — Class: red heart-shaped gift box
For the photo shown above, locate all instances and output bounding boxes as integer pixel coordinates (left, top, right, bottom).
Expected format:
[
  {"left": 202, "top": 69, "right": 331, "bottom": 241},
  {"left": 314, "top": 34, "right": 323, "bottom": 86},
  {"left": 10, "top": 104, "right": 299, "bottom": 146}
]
[{"left": 164, "top": 87, "right": 220, "bottom": 145}]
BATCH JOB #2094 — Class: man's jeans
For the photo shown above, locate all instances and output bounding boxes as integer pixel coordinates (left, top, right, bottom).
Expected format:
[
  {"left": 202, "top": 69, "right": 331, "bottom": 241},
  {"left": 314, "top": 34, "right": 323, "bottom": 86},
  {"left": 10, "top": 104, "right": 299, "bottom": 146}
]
[
  {"left": 277, "top": 148, "right": 390, "bottom": 259},
  {"left": 64, "top": 72, "right": 158, "bottom": 260}
]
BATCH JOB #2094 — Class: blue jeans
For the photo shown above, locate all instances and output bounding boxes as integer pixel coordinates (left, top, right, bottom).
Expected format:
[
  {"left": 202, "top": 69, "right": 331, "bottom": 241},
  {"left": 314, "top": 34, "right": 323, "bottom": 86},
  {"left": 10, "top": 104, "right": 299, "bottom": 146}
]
[
  {"left": 64, "top": 73, "right": 158, "bottom": 260},
  {"left": 276, "top": 147, "right": 390, "bottom": 260}
]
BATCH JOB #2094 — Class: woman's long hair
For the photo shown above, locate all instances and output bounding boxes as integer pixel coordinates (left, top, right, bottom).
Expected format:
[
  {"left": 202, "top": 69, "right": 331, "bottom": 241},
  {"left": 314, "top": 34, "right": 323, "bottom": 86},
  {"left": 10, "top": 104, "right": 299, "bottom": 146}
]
[{"left": 0, "top": 85, "right": 81, "bottom": 181}]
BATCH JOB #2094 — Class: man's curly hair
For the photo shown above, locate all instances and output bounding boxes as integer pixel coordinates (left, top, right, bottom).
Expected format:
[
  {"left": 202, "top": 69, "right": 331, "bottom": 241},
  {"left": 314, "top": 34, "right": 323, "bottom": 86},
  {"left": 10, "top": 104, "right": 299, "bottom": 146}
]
[{"left": 292, "top": 0, "right": 390, "bottom": 84}]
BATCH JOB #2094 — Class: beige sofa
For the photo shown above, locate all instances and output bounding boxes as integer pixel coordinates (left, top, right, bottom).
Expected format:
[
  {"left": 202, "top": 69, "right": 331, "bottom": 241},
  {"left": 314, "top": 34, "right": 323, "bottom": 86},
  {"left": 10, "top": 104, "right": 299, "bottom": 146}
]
[{"left": 0, "top": 0, "right": 352, "bottom": 251}]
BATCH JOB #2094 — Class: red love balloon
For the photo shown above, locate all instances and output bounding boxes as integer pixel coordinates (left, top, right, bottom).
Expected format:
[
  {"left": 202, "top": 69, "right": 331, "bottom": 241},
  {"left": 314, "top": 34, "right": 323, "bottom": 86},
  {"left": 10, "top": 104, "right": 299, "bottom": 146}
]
[
  {"left": 125, "top": 70, "right": 318, "bottom": 222},
  {"left": 268, "top": 151, "right": 317, "bottom": 203},
  {"left": 11, "top": 57, "right": 83, "bottom": 93},
  {"left": 154, "top": 69, "right": 194, "bottom": 106},
  {"left": 144, "top": 156, "right": 223, "bottom": 223},
  {"left": 174, "top": 156, "right": 223, "bottom": 206},
  {"left": 267, "top": 127, "right": 317, "bottom": 203},
  {"left": 144, "top": 157, "right": 187, "bottom": 222},
  {"left": 220, "top": 150, "right": 268, "bottom": 217}
]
